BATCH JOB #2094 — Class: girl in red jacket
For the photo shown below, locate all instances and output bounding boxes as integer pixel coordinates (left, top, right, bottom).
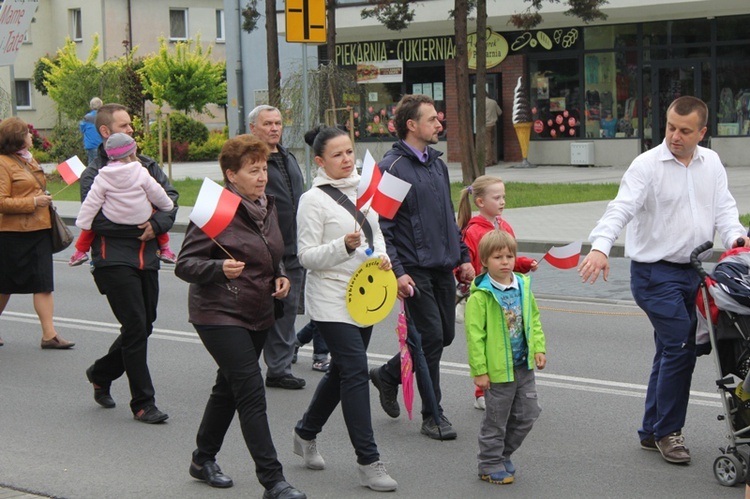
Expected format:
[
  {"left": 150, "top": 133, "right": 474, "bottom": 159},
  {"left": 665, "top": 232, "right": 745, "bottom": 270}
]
[{"left": 456, "top": 175, "right": 537, "bottom": 410}]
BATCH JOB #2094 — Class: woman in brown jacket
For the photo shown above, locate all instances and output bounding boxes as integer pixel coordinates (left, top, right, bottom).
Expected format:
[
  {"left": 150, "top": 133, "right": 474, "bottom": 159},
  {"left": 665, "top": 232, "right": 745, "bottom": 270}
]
[
  {"left": 0, "top": 117, "right": 74, "bottom": 349},
  {"left": 175, "top": 135, "right": 305, "bottom": 499}
]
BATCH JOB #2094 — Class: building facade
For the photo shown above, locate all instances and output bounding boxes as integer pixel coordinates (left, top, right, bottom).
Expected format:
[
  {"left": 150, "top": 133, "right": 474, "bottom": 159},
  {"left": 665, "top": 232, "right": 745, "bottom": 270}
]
[
  {"left": 226, "top": 0, "right": 750, "bottom": 167},
  {"left": 1, "top": 0, "right": 225, "bottom": 131}
]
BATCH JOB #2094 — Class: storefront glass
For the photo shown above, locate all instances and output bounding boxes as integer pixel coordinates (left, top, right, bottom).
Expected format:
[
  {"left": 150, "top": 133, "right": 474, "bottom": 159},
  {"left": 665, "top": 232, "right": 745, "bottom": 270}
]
[
  {"left": 716, "top": 45, "right": 750, "bottom": 136},
  {"left": 529, "top": 57, "right": 581, "bottom": 139}
]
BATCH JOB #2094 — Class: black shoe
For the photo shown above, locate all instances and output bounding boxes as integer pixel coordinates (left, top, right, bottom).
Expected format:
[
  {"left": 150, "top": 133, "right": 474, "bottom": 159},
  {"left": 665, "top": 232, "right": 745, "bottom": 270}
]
[
  {"left": 421, "top": 415, "right": 457, "bottom": 440},
  {"left": 262, "top": 481, "right": 306, "bottom": 499},
  {"left": 86, "top": 366, "right": 115, "bottom": 409},
  {"left": 369, "top": 367, "right": 400, "bottom": 418},
  {"left": 189, "top": 460, "right": 234, "bottom": 488},
  {"left": 133, "top": 405, "right": 169, "bottom": 424},
  {"left": 266, "top": 374, "right": 306, "bottom": 390}
]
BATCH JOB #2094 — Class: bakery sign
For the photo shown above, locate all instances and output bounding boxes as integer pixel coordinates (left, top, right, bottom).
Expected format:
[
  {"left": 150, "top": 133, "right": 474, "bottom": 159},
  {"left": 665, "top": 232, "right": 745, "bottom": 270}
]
[
  {"left": 356, "top": 60, "right": 404, "bottom": 84},
  {"left": 467, "top": 29, "right": 509, "bottom": 69}
]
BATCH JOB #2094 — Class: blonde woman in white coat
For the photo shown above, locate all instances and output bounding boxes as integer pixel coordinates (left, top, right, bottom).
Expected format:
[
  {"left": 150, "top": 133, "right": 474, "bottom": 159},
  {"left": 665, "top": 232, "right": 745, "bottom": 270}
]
[{"left": 293, "top": 126, "right": 397, "bottom": 492}]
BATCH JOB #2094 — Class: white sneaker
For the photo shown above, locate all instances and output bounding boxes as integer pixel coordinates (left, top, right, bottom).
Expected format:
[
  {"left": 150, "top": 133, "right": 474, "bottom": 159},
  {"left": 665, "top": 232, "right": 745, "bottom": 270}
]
[
  {"left": 358, "top": 461, "right": 398, "bottom": 492},
  {"left": 474, "top": 396, "right": 486, "bottom": 410},
  {"left": 293, "top": 430, "right": 325, "bottom": 470}
]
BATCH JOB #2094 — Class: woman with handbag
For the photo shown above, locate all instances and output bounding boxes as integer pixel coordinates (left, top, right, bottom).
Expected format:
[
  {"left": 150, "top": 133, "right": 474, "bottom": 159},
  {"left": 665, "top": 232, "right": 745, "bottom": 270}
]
[
  {"left": 175, "top": 134, "right": 305, "bottom": 499},
  {"left": 292, "top": 125, "right": 397, "bottom": 492},
  {"left": 0, "top": 117, "right": 75, "bottom": 349}
]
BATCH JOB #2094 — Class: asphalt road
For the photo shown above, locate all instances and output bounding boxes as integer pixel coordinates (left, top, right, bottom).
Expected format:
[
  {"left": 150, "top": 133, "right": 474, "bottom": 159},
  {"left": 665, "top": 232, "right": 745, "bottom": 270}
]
[{"left": 0, "top": 231, "right": 741, "bottom": 498}]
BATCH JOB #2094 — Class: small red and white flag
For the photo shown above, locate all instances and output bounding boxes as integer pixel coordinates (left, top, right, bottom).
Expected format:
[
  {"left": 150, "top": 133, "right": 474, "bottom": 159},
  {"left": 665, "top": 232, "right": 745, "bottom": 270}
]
[
  {"left": 356, "top": 149, "right": 382, "bottom": 209},
  {"left": 542, "top": 241, "right": 582, "bottom": 270},
  {"left": 370, "top": 172, "right": 411, "bottom": 219},
  {"left": 56, "top": 156, "right": 86, "bottom": 185},
  {"left": 189, "top": 178, "right": 242, "bottom": 239}
]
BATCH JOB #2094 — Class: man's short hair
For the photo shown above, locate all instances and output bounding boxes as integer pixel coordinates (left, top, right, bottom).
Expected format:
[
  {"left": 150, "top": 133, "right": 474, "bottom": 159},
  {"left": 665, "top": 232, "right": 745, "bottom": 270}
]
[
  {"left": 95, "top": 103, "right": 129, "bottom": 135},
  {"left": 394, "top": 94, "right": 435, "bottom": 140},
  {"left": 667, "top": 96, "right": 708, "bottom": 128},
  {"left": 248, "top": 105, "right": 280, "bottom": 127},
  {"left": 478, "top": 230, "right": 517, "bottom": 267}
]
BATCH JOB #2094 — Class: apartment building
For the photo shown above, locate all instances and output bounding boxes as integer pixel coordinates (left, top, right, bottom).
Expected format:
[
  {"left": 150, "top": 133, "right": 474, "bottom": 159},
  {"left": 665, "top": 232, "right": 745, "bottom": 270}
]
[{"left": 0, "top": 0, "right": 225, "bottom": 130}]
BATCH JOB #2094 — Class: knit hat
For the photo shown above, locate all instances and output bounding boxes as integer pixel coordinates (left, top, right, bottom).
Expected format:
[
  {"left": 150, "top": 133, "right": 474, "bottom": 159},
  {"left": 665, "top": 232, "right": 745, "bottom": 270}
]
[{"left": 105, "top": 133, "right": 137, "bottom": 160}]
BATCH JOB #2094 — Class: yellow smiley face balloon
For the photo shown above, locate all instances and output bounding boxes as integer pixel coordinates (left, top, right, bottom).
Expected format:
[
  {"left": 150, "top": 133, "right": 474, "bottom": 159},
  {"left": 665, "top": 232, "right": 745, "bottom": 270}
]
[{"left": 346, "top": 258, "right": 398, "bottom": 325}]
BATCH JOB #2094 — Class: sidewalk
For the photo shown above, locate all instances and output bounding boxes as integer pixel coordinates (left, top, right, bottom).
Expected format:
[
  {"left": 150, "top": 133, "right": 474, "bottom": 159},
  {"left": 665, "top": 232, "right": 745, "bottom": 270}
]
[{"left": 51, "top": 160, "right": 750, "bottom": 258}]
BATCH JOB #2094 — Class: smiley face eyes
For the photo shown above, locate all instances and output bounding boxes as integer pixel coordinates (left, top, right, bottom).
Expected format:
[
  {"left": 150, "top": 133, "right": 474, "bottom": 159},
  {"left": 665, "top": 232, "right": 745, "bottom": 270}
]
[{"left": 358, "top": 275, "right": 375, "bottom": 295}]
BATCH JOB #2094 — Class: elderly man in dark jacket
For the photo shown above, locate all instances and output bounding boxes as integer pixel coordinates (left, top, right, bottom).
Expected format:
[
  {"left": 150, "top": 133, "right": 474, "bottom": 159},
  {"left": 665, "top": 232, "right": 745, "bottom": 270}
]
[
  {"left": 81, "top": 103, "right": 178, "bottom": 424},
  {"left": 369, "top": 94, "right": 474, "bottom": 441},
  {"left": 248, "top": 105, "right": 307, "bottom": 390}
]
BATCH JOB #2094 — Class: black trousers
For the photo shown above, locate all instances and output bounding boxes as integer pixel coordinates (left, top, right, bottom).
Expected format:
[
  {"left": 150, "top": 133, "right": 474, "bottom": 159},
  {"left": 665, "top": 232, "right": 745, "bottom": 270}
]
[
  {"left": 90, "top": 266, "right": 158, "bottom": 413},
  {"left": 380, "top": 267, "right": 456, "bottom": 420},
  {"left": 193, "top": 324, "right": 285, "bottom": 490},
  {"left": 296, "top": 321, "right": 378, "bottom": 465}
]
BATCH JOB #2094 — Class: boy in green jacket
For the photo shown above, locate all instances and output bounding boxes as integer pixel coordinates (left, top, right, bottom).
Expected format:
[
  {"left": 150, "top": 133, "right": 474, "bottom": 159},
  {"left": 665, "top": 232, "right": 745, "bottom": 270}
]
[{"left": 465, "top": 230, "right": 547, "bottom": 485}]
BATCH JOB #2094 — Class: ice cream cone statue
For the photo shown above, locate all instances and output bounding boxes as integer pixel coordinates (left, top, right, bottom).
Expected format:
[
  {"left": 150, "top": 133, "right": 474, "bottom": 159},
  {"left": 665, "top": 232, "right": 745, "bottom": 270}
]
[{"left": 512, "top": 76, "right": 536, "bottom": 168}]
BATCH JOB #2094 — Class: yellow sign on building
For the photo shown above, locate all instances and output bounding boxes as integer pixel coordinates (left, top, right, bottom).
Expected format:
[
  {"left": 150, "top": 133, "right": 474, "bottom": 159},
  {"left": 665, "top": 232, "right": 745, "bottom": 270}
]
[{"left": 286, "top": 0, "right": 327, "bottom": 43}]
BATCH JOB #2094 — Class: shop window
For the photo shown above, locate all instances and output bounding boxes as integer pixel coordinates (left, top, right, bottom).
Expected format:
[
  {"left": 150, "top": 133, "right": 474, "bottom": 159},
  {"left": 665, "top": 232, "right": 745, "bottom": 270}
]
[
  {"left": 170, "top": 9, "right": 188, "bottom": 40},
  {"left": 716, "top": 45, "right": 750, "bottom": 137},
  {"left": 718, "top": 15, "right": 750, "bottom": 42},
  {"left": 15, "top": 80, "right": 31, "bottom": 109},
  {"left": 583, "top": 52, "right": 638, "bottom": 139},
  {"left": 643, "top": 19, "right": 710, "bottom": 46},
  {"left": 585, "top": 24, "right": 638, "bottom": 50},
  {"left": 529, "top": 58, "right": 581, "bottom": 139},
  {"left": 349, "top": 65, "right": 447, "bottom": 141}
]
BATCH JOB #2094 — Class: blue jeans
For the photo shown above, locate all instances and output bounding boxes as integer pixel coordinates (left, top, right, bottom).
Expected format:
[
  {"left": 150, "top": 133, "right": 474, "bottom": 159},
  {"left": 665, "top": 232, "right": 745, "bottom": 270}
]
[
  {"left": 631, "top": 260, "right": 700, "bottom": 441},
  {"left": 296, "top": 321, "right": 329, "bottom": 362},
  {"left": 295, "top": 321, "right": 379, "bottom": 465}
]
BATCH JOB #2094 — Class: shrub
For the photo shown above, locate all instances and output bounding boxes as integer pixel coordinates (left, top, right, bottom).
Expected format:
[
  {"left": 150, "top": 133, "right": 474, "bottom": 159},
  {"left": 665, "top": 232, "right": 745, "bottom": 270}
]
[
  {"left": 168, "top": 112, "right": 208, "bottom": 145},
  {"left": 27, "top": 123, "right": 51, "bottom": 151},
  {"left": 47, "top": 123, "right": 86, "bottom": 164},
  {"left": 33, "top": 149, "right": 53, "bottom": 163},
  {"left": 187, "top": 131, "right": 226, "bottom": 161}
]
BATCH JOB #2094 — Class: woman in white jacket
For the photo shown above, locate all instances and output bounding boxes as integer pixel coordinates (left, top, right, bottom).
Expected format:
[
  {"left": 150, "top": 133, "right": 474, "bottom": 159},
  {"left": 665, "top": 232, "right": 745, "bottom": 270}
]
[{"left": 293, "top": 126, "right": 397, "bottom": 492}]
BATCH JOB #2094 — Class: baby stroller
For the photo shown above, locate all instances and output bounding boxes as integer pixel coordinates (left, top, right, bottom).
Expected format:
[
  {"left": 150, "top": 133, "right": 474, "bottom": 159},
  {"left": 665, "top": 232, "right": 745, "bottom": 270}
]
[{"left": 692, "top": 241, "right": 750, "bottom": 486}]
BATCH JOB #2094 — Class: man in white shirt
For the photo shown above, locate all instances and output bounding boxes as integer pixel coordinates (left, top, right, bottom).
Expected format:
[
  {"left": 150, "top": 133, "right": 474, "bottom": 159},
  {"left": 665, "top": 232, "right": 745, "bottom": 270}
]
[{"left": 578, "top": 96, "right": 749, "bottom": 465}]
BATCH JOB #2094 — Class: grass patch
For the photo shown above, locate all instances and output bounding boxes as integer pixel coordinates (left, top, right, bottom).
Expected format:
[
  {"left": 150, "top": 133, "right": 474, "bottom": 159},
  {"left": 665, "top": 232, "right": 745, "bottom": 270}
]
[{"left": 450, "top": 181, "right": 620, "bottom": 211}]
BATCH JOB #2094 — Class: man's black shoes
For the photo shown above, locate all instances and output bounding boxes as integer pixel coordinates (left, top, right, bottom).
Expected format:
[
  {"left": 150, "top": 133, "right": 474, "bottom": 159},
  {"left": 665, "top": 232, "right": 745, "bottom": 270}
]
[
  {"left": 133, "top": 405, "right": 169, "bottom": 424},
  {"left": 86, "top": 366, "right": 115, "bottom": 409},
  {"left": 266, "top": 374, "right": 306, "bottom": 390},
  {"left": 369, "top": 367, "right": 400, "bottom": 418}
]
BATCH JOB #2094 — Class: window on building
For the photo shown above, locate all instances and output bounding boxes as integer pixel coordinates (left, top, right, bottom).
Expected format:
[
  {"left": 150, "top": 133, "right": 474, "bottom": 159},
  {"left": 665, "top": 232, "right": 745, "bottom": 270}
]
[
  {"left": 529, "top": 57, "right": 582, "bottom": 139},
  {"left": 70, "top": 8, "right": 82, "bottom": 41},
  {"left": 216, "top": 10, "right": 225, "bottom": 42},
  {"left": 716, "top": 45, "right": 750, "bottom": 137},
  {"left": 170, "top": 9, "right": 188, "bottom": 40},
  {"left": 15, "top": 80, "right": 31, "bottom": 109}
]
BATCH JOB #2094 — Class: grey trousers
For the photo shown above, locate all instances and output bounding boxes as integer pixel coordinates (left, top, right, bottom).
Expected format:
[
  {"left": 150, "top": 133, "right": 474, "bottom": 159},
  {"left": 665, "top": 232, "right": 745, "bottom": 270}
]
[
  {"left": 478, "top": 366, "right": 541, "bottom": 475},
  {"left": 263, "top": 255, "right": 305, "bottom": 378}
]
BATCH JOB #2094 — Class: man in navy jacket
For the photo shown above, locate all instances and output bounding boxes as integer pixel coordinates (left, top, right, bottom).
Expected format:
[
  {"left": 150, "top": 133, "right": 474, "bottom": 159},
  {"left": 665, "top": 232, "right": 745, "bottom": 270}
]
[{"left": 369, "top": 94, "right": 474, "bottom": 440}]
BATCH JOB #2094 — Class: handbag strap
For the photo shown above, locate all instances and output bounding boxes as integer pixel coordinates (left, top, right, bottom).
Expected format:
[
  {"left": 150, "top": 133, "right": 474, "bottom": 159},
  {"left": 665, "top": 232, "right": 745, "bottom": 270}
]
[{"left": 316, "top": 184, "right": 374, "bottom": 252}]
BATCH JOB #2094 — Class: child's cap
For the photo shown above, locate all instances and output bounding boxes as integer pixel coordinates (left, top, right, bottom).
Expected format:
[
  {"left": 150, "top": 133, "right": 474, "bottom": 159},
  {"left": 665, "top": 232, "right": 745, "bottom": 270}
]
[{"left": 105, "top": 133, "right": 137, "bottom": 160}]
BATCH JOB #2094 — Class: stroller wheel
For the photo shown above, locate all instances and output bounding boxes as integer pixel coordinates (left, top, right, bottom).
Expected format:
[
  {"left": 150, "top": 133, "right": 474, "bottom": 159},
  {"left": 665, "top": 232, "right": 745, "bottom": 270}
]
[{"left": 713, "top": 454, "right": 743, "bottom": 486}]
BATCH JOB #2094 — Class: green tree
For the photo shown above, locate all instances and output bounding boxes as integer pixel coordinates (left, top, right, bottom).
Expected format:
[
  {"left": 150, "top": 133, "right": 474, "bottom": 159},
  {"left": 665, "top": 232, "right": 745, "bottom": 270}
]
[
  {"left": 40, "top": 35, "right": 121, "bottom": 121},
  {"left": 139, "top": 36, "right": 226, "bottom": 115}
]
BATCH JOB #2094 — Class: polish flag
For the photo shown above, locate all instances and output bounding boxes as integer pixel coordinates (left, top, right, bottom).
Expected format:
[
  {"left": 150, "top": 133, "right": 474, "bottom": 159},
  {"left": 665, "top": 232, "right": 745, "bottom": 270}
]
[
  {"left": 356, "top": 149, "right": 382, "bottom": 209},
  {"left": 189, "top": 178, "right": 242, "bottom": 239},
  {"left": 370, "top": 172, "right": 411, "bottom": 219},
  {"left": 542, "top": 241, "right": 582, "bottom": 269},
  {"left": 56, "top": 156, "right": 86, "bottom": 185}
]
